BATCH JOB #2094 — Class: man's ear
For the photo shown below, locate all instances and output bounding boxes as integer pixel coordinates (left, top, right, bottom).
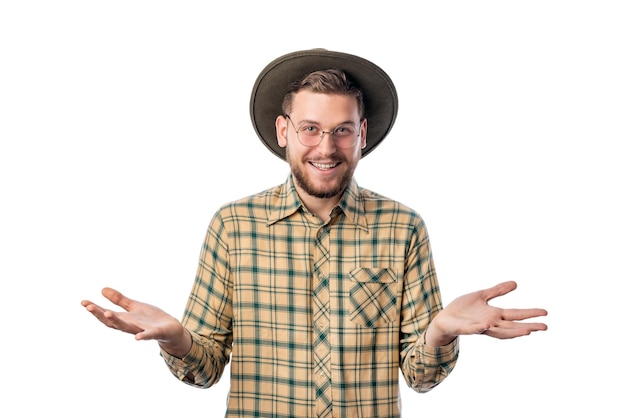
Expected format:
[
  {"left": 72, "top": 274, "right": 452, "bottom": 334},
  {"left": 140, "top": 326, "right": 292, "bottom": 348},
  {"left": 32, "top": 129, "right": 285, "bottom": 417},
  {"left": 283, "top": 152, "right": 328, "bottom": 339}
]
[
  {"left": 360, "top": 118, "right": 368, "bottom": 149},
  {"left": 276, "top": 115, "right": 288, "bottom": 148}
]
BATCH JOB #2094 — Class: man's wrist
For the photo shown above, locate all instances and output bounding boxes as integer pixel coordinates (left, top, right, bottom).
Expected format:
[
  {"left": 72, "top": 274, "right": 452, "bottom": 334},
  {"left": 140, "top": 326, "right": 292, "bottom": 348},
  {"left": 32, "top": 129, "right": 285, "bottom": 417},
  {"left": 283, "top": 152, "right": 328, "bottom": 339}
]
[
  {"left": 425, "top": 319, "right": 455, "bottom": 347},
  {"left": 159, "top": 327, "right": 192, "bottom": 359}
]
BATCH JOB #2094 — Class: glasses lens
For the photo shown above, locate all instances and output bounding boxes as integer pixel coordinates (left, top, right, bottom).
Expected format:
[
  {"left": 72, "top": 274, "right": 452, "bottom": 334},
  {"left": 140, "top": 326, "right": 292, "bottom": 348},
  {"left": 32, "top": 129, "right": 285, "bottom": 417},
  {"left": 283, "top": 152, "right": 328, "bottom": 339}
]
[
  {"left": 298, "top": 125, "right": 322, "bottom": 146},
  {"left": 332, "top": 126, "right": 358, "bottom": 148}
]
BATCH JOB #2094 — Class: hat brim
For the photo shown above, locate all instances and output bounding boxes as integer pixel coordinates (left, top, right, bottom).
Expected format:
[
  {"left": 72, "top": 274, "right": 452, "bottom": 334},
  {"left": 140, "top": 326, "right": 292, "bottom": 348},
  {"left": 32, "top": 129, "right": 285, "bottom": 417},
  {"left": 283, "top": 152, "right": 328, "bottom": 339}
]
[{"left": 250, "top": 49, "right": 398, "bottom": 161}]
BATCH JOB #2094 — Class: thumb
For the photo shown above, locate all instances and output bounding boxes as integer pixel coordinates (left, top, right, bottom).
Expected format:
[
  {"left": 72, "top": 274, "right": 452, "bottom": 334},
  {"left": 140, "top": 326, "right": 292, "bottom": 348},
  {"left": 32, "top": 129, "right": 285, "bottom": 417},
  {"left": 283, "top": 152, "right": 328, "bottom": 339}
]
[{"left": 483, "top": 281, "right": 517, "bottom": 302}]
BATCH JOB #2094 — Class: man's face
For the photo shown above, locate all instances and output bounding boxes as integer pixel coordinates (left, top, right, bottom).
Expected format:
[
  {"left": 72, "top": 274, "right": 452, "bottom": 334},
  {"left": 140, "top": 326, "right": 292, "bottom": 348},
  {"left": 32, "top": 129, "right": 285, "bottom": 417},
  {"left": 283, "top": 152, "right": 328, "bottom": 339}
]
[{"left": 276, "top": 91, "right": 367, "bottom": 201}]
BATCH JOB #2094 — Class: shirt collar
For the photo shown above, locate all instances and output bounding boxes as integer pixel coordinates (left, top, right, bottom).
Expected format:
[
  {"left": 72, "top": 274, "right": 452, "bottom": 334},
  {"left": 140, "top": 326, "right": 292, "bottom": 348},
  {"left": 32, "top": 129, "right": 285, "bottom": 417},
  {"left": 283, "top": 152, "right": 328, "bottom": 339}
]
[
  {"left": 266, "top": 175, "right": 301, "bottom": 225},
  {"left": 267, "top": 175, "right": 369, "bottom": 231}
]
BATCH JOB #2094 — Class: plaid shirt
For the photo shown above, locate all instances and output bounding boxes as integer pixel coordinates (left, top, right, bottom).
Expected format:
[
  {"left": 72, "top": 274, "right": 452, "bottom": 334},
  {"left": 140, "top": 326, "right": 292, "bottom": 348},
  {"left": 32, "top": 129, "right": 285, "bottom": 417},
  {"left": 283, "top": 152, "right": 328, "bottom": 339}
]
[{"left": 161, "top": 175, "right": 459, "bottom": 417}]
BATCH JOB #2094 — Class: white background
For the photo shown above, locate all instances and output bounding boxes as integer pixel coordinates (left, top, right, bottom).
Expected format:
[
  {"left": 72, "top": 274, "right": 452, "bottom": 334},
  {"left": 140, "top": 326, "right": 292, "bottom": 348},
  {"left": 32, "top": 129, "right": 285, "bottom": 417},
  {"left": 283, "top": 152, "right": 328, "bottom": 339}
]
[{"left": 1, "top": 1, "right": 624, "bottom": 416}]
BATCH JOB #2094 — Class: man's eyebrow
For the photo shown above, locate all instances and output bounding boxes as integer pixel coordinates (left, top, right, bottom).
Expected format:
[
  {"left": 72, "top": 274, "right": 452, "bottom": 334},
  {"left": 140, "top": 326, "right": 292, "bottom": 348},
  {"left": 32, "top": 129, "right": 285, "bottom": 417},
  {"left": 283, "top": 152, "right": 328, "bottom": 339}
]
[{"left": 296, "top": 118, "right": 357, "bottom": 126}]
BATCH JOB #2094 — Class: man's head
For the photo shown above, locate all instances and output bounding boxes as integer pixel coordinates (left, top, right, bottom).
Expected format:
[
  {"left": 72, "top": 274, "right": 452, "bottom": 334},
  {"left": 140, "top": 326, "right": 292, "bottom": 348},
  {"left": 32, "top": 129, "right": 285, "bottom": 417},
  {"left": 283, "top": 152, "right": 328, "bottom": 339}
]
[
  {"left": 276, "top": 70, "right": 367, "bottom": 200},
  {"left": 250, "top": 49, "right": 398, "bottom": 161}
]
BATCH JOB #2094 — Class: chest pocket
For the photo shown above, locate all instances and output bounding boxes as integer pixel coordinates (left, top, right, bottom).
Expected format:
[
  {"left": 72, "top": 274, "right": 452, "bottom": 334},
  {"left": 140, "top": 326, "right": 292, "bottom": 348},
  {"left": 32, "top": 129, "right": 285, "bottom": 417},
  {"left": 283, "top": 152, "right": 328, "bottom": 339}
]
[{"left": 349, "top": 267, "right": 398, "bottom": 327}]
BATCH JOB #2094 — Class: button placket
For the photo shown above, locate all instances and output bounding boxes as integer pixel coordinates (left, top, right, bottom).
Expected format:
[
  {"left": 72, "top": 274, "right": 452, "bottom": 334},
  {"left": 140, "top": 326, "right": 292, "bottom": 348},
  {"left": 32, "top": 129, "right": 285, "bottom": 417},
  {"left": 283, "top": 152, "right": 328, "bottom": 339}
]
[{"left": 313, "top": 226, "right": 332, "bottom": 417}]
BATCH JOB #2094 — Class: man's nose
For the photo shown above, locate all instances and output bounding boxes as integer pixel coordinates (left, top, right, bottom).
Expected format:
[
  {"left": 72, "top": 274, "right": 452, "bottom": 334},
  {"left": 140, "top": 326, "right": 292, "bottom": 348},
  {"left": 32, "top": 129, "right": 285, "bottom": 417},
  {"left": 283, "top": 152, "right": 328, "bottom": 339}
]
[{"left": 316, "top": 131, "right": 337, "bottom": 154}]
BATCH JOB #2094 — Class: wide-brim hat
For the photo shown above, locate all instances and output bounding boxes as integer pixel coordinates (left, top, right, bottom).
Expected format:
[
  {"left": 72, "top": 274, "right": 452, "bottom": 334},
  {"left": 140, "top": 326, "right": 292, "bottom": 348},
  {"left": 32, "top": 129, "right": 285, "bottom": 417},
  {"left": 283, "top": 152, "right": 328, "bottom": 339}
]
[{"left": 250, "top": 48, "right": 399, "bottom": 161}]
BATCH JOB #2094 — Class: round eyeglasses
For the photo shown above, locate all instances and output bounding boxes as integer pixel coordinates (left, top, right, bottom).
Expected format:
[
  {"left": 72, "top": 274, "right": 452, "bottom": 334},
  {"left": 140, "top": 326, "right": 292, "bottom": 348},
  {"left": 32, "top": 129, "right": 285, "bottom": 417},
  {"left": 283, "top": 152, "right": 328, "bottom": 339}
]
[{"left": 285, "top": 115, "right": 361, "bottom": 148}]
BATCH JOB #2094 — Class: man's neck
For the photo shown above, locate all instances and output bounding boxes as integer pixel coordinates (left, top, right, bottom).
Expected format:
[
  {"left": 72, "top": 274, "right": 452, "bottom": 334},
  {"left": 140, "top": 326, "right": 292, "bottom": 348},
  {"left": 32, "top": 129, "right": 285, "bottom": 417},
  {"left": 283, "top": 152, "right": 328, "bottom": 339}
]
[{"left": 294, "top": 187, "right": 341, "bottom": 223}]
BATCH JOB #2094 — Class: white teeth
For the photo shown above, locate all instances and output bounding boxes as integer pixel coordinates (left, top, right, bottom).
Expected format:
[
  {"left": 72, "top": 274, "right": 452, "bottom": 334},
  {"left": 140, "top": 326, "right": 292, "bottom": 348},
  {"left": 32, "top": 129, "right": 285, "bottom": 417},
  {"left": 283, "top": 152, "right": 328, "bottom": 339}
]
[{"left": 311, "top": 162, "right": 338, "bottom": 170}]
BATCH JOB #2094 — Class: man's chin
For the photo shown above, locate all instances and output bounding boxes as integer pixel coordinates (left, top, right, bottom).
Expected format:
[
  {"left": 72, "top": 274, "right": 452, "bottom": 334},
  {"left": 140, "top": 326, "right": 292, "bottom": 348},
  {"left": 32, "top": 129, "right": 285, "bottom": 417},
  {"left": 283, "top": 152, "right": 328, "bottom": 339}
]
[
  {"left": 297, "top": 178, "right": 343, "bottom": 199},
  {"left": 310, "top": 189, "right": 342, "bottom": 199},
  {"left": 302, "top": 182, "right": 342, "bottom": 199}
]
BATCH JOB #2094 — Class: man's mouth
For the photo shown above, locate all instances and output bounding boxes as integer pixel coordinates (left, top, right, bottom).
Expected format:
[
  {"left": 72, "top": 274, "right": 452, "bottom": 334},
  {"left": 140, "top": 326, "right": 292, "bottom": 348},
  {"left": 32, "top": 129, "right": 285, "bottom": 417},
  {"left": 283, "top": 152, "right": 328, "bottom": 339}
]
[{"left": 310, "top": 162, "right": 339, "bottom": 170}]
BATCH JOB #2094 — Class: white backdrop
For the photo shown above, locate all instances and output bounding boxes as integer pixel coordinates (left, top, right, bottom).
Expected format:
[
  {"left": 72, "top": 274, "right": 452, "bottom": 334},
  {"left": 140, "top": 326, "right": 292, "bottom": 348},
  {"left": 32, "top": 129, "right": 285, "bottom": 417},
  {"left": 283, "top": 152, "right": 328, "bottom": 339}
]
[{"left": 1, "top": 1, "right": 624, "bottom": 416}]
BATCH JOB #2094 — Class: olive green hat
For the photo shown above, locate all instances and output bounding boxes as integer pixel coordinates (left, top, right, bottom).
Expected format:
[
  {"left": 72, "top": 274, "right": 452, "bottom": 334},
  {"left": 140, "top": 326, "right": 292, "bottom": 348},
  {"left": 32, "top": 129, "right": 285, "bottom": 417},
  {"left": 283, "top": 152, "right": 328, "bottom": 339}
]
[{"left": 249, "top": 48, "right": 399, "bottom": 161}]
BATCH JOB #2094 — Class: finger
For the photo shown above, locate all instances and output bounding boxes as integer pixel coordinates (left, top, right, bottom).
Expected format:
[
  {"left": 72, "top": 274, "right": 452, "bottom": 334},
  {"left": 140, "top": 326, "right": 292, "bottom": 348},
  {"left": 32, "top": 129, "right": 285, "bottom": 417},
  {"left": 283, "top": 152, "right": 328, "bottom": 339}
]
[
  {"left": 135, "top": 329, "right": 154, "bottom": 341},
  {"left": 484, "top": 322, "right": 548, "bottom": 339},
  {"left": 501, "top": 308, "right": 548, "bottom": 321},
  {"left": 82, "top": 300, "right": 106, "bottom": 315},
  {"left": 482, "top": 281, "right": 517, "bottom": 302},
  {"left": 522, "top": 322, "right": 548, "bottom": 332},
  {"left": 81, "top": 299, "right": 95, "bottom": 308},
  {"left": 102, "top": 287, "right": 135, "bottom": 311},
  {"left": 83, "top": 302, "right": 117, "bottom": 327}
]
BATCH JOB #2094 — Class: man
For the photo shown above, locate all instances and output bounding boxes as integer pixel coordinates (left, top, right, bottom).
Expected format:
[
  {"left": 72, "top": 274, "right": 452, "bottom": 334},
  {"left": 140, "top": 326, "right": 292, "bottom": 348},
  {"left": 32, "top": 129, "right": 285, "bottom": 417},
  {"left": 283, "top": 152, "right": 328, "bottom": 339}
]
[{"left": 82, "top": 49, "right": 548, "bottom": 417}]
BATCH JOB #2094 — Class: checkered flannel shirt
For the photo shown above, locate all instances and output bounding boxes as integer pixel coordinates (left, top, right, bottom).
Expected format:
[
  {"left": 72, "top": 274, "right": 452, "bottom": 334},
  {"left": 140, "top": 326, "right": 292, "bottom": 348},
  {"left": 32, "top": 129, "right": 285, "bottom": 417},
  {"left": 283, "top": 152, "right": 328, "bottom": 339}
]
[{"left": 161, "top": 175, "right": 459, "bottom": 417}]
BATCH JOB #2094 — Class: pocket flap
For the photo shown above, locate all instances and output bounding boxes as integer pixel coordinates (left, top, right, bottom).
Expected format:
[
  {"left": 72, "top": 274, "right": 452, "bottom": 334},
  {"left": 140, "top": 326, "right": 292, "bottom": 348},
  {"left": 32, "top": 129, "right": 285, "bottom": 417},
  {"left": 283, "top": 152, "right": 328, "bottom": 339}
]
[{"left": 350, "top": 267, "right": 396, "bottom": 284}]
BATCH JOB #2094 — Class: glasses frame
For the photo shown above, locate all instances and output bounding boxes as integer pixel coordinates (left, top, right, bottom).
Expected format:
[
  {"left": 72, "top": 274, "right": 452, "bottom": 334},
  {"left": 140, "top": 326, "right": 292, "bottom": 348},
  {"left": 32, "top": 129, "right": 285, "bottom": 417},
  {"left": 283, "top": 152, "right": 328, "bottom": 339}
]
[{"left": 284, "top": 114, "right": 362, "bottom": 149}]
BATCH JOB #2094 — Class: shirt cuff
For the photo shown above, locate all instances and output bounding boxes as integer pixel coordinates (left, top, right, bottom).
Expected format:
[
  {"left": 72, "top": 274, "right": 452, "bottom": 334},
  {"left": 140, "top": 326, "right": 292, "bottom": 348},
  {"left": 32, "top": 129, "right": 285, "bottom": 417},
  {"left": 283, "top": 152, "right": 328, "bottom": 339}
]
[{"left": 419, "top": 332, "right": 460, "bottom": 365}]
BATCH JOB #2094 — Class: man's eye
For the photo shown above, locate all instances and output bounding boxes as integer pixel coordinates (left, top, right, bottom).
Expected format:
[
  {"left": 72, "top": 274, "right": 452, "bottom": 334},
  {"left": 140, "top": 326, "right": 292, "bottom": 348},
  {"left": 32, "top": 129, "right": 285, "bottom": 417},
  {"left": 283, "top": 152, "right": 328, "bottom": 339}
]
[
  {"left": 302, "top": 125, "right": 320, "bottom": 133},
  {"left": 334, "top": 126, "right": 354, "bottom": 135}
]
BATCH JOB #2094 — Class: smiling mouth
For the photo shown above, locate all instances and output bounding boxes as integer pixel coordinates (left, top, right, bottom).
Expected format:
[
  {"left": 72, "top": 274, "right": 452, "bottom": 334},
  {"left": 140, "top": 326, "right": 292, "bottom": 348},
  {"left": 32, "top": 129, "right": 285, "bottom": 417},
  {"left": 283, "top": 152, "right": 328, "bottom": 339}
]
[{"left": 310, "top": 162, "right": 339, "bottom": 170}]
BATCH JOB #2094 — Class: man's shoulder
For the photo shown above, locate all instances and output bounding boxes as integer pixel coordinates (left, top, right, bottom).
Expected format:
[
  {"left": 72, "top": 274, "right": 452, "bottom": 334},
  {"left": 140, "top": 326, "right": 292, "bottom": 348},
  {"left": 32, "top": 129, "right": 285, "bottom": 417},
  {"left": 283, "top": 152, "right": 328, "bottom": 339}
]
[
  {"left": 355, "top": 185, "right": 426, "bottom": 227},
  {"left": 213, "top": 183, "right": 286, "bottom": 218},
  {"left": 233, "top": 183, "right": 284, "bottom": 204},
  {"left": 358, "top": 186, "right": 418, "bottom": 213}
]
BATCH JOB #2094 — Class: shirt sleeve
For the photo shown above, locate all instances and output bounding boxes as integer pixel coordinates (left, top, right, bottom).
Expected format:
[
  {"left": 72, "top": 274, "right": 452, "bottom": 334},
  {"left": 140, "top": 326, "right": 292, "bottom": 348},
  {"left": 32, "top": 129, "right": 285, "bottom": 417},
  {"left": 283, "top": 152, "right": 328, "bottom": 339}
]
[
  {"left": 399, "top": 216, "right": 460, "bottom": 392},
  {"left": 160, "top": 209, "right": 234, "bottom": 388}
]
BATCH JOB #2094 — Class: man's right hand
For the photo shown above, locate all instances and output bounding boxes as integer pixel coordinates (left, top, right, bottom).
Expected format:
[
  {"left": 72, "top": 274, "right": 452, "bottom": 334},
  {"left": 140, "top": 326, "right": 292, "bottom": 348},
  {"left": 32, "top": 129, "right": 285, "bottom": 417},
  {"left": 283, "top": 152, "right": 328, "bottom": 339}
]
[{"left": 81, "top": 288, "right": 192, "bottom": 358}]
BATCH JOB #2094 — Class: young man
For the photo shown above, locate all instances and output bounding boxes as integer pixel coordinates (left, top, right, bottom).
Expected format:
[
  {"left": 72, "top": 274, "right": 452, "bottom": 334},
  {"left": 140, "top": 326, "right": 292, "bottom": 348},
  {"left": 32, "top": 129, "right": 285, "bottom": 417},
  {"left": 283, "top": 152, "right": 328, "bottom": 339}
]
[{"left": 82, "top": 49, "right": 548, "bottom": 417}]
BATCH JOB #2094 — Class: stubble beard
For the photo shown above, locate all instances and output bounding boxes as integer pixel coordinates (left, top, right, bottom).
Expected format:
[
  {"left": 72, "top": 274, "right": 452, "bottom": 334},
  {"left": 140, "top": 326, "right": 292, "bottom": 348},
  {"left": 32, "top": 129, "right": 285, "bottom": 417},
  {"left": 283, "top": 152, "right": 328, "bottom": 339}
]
[{"left": 287, "top": 146, "right": 357, "bottom": 199}]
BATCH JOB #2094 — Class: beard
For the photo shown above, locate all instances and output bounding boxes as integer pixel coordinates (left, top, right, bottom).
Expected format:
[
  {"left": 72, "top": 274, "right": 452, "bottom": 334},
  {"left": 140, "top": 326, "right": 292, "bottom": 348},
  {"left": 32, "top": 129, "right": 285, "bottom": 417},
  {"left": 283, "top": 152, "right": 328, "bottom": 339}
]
[{"left": 286, "top": 145, "right": 357, "bottom": 199}]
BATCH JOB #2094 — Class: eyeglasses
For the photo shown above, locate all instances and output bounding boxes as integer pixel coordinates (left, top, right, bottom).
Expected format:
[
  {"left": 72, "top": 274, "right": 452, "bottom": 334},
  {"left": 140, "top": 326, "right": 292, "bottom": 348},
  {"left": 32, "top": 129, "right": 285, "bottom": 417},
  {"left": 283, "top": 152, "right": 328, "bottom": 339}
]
[{"left": 285, "top": 115, "right": 361, "bottom": 148}]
